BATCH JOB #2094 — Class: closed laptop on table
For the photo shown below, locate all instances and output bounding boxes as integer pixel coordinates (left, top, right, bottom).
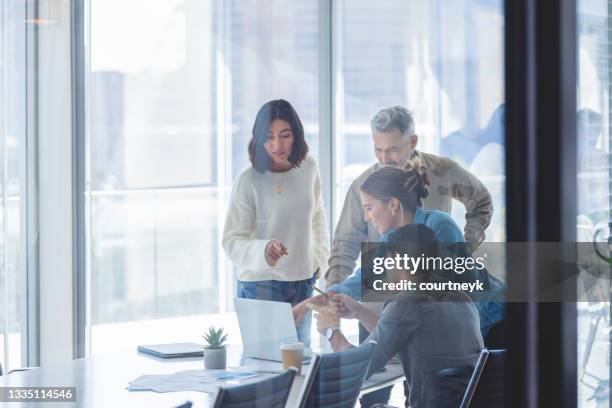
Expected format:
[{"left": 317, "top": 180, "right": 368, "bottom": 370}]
[{"left": 137, "top": 343, "right": 203, "bottom": 358}]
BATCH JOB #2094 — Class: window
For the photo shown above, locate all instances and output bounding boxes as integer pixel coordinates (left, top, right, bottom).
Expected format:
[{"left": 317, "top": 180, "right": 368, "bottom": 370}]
[
  {"left": 1, "top": 0, "right": 27, "bottom": 371},
  {"left": 86, "top": 0, "right": 318, "bottom": 354},
  {"left": 334, "top": 0, "right": 506, "bottom": 242},
  {"left": 576, "top": 1, "right": 611, "bottom": 406},
  {"left": 87, "top": 0, "right": 225, "bottom": 353},
  {"left": 85, "top": 0, "right": 504, "bottom": 358}
]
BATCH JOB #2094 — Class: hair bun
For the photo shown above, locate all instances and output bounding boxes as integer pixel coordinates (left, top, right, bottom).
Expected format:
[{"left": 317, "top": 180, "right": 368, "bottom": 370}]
[
  {"left": 418, "top": 177, "right": 430, "bottom": 200},
  {"left": 412, "top": 165, "right": 430, "bottom": 200},
  {"left": 420, "top": 169, "right": 430, "bottom": 186}
]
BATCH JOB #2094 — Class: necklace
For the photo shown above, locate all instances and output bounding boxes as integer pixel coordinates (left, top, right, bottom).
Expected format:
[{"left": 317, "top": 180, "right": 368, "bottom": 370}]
[
  {"left": 271, "top": 163, "right": 291, "bottom": 194},
  {"left": 276, "top": 172, "right": 288, "bottom": 194}
]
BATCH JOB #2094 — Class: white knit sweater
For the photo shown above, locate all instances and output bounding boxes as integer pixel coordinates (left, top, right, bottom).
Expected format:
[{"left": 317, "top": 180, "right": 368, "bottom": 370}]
[{"left": 222, "top": 156, "right": 330, "bottom": 282}]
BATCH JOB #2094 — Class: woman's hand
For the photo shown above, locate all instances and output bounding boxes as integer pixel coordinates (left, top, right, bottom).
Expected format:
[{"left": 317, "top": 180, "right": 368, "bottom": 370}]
[
  {"left": 292, "top": 294, "right": 329, "bottom": 325},
  {"left": 264, "top": 240, "right": 288, "bottom": 266},
  {"left": 292, "top": 302, "right": 310, "bottom": 326},
  {"left": 329, "top": 293, "right": 363, "bottom": 320}
]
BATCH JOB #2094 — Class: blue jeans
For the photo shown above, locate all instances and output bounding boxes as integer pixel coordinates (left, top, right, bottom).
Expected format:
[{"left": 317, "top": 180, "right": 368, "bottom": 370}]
[{"left": 236, "top": 274, "right": 316, "bottom": 347}]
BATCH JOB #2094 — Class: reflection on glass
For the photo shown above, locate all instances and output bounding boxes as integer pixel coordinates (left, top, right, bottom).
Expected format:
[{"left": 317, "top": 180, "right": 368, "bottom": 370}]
[
  {"left": 577, "top": 1, "right": 611, "bottom": 406},
  {"left": 335, "top": 4, "right": 505, "bottom": 403},
  {"left": 336, "top": 0, "right": 505, "bottom": 242}
]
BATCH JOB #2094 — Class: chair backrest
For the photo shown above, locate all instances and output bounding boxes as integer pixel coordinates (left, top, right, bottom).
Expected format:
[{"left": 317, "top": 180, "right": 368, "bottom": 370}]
[
  {"left": 211, "top": 368, "right": 296, "bottom": 408},
  {"left": 432, "top": 365, "right": 475, "bottom": 407},
  {"left": 466, "top": 349, "right": 505, "bottom": 408},
  {"left": 460, "top": 349, "right": 490, "bottom": 408},
  {"left": 296, "top": 354, "right": 322, "bottom": 408},
  {"left": 297, "top": 341, "right": 377, "bottom": 408}
]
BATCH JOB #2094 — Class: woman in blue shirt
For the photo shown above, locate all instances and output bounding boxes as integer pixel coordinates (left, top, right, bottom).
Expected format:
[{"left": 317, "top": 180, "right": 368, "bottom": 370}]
[
  {"left": 293, "top": 164, "right": 503, "bottom": 337},
  {"left": 314, "top": 224, "right": 484, "bottom": 408},
  {"left": 328, "top": 165, "right": 470, "bottom": 297}
]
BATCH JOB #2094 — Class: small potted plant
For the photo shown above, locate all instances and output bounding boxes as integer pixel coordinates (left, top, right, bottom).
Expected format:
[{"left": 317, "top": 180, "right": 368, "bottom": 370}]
[{"left": 203, "top": 326, "right": 228, "bottom": 369}]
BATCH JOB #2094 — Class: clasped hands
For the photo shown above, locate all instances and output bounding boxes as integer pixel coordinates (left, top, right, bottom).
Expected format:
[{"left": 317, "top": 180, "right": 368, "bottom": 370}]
[{"left": 292, "top": 292, "right": 364, "bottom": 335}]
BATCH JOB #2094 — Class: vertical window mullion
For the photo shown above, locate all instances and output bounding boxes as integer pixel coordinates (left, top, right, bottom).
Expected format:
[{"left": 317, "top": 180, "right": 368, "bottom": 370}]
[
  {"left": 318, "top": 0, "right": 333, "bottom": 234},
  {"left": 23, "top": 0, "right": 39, "bottom": 368}
]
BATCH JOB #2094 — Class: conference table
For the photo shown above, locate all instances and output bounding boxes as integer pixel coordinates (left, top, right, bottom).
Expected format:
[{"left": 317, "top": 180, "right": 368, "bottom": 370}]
[{"left": 0, "top": 345, "right": 405, "bottom": 407}]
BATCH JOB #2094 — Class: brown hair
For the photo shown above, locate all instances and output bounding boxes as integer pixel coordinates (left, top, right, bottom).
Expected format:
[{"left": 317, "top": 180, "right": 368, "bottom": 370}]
[
  {"left": 248, "top": 99, "right": 309, "bottom": 173},
  {"left": 359, "top": 161, "right": 430, "bottom": 214}
]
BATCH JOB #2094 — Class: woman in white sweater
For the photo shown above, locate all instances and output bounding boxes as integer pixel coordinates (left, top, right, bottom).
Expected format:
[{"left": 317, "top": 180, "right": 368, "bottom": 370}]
[{"left": 222, "top": 99, "right": 330, "bottom": 345}]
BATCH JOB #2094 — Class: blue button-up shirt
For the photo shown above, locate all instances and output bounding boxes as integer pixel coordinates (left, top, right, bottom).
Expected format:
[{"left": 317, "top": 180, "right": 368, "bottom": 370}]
[
  {"left": 327, "top": 207, "right": 504, "bottom": 337},
  {"left": 327, "top": 207, "right": 464, "bottom": 296}
]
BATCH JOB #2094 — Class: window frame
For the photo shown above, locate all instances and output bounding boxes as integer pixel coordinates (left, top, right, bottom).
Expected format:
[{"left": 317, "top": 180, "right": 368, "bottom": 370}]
[
  {"left": 505, "top": 0, "right": 578, "bottom": 406},
  {"left": 71, "top": 7, "right": 583, "bottom": 408},
  {"left": 72, "top": 0, "right": 87, "bottom": 359},
  {"left": 23, "top": 0, "right": 40, "bottom": 368}
]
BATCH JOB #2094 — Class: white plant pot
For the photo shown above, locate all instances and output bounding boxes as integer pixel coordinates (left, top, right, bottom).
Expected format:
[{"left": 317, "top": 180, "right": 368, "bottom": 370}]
[{"left": 204, "top": 348, "right": 227, "bottom": 369}]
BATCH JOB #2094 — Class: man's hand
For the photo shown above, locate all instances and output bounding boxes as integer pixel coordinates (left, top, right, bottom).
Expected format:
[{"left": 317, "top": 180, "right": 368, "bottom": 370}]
[
  {"left": 309, "top": 304, "right": 340, "bottom": 335},
  {"left": 328, "top": 293, "right": 363, "bottom": 320},
  {"left": 264, "top": 240, "right": 288, "bottom": 266}
]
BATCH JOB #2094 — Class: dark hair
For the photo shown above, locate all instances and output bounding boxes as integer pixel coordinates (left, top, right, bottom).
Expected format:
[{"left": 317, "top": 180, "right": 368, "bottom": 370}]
[
  {"left": 378, "top": 224, "right": 441, "bottom": 281},
  {"left": 359, "top": 161, "right": 430, "bottom": 214},
  {"left": 383, "top": 224, "right": 439, "bottom": 260},
  {"left": 248, "top": 99, "right": 309, "bottom": 173}
]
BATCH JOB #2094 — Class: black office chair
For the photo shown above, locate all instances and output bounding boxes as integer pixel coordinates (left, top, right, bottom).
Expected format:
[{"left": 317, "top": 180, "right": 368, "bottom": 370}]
[
  {"left": 468, "top": 349, "right": 505, "bottom": 408},
  {"left": 210, "top": 368, "right": 297, "bottom": 408},
  {"left": 434, "top": 348, "right": 505, "bottom": 408},
  {"left": 296, "top": 340, "right": 377, "bottom": 408}
]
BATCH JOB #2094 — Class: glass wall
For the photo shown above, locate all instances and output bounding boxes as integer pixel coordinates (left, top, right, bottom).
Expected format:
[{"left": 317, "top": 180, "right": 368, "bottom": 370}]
[
  {"left": 1, "top": 0, "right": 27, "bottom": 371},
  {"left": 334, "top": 0, "right": 505, "bottom": 242},
  {"left": 86, "top": 0, "right": 318, "bottom": 353},
  {"left": 85, "top": 0, "right": 504, "bottom": 361},
  {"left": 87, "top": 0, "right": 220, "bottom": 352},
  {"left": 577, "top": 1, "right": 612, "bottom": 406},
  {"left": 334, "top": 1, "right": 505, "bottom": 402}
]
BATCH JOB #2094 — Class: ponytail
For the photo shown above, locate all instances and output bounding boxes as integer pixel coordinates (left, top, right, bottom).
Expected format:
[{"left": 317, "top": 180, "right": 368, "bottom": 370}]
[{"left": 403, "top": 159, "right": 430, "bottom": 204}]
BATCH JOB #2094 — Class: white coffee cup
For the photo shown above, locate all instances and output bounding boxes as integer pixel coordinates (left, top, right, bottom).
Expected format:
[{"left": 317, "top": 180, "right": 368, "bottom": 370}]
[{"left": 280, "top": 342, "right": 304, "bottom": 374}]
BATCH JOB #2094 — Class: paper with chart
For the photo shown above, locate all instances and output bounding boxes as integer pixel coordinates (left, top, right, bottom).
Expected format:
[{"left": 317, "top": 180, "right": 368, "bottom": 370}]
[{"left": 127, "top": 369, "right": 264, "bottom": 393}]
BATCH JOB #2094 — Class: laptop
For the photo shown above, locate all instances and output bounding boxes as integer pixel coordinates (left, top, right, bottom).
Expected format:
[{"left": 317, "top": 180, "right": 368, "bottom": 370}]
[
  {"left": 234, "top": 297, "right": 311, "bottom": 362},
  {"left": 137, "top": 342, "right": 204, "bottom": 359}
]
